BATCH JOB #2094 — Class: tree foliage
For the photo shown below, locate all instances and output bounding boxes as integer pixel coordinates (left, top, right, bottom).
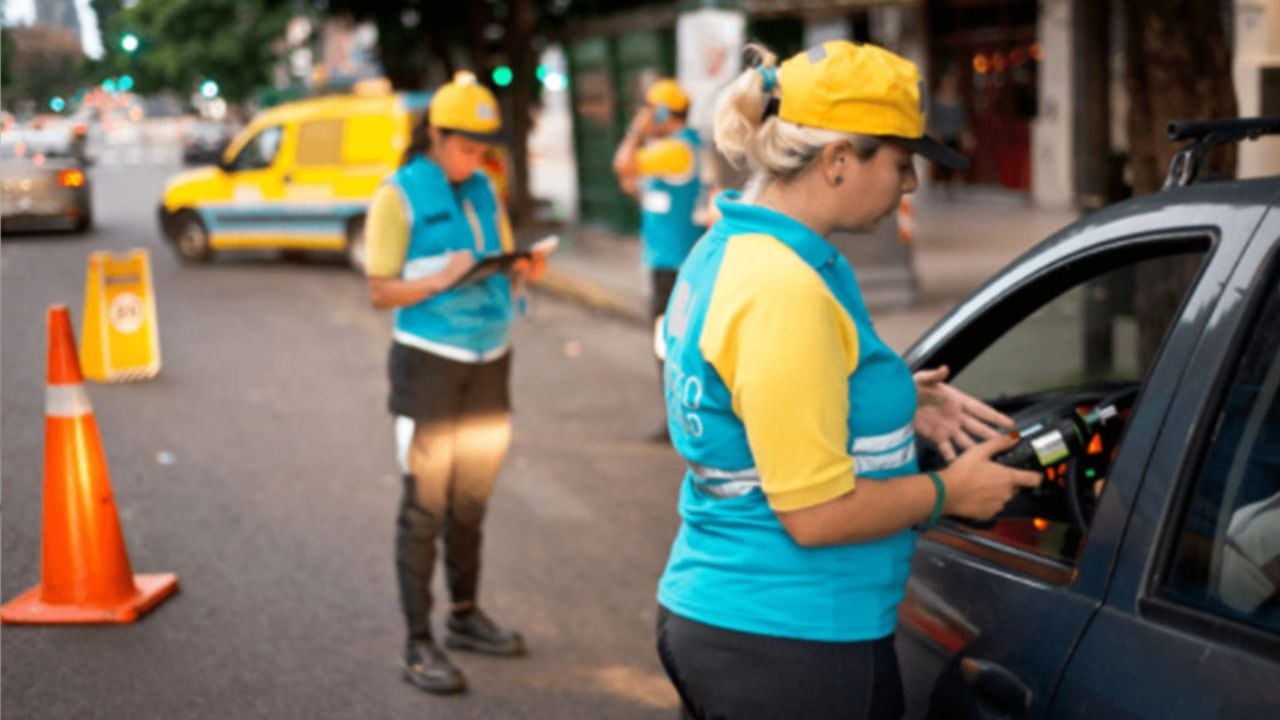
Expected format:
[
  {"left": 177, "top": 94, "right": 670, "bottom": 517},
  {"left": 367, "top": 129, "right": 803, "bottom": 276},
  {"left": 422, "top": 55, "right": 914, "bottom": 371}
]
[
  {"left": 93, "top": 0, "right": 291, "bottom": 103},
  {"left": 4, "top": 24, "right": 91, "bottom": 108}
]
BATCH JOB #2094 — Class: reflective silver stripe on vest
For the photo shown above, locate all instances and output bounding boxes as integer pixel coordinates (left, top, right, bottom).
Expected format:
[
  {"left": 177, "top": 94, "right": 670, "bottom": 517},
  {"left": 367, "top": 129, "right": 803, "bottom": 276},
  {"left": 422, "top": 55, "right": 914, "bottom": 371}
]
[
  {"left": 46, "top": 383, "right": 92, "bottom": 418},
  {"left": 853, "top": 443, "right": 917, "bottom": 474},
  {"left": 403, "top": 253, "right": 452, "bottom": 280},
  {"left": 851, "top": 423, "right": 915, "bottom": 454},
  {"left": 688, "top": 462, "right": 761, "bottom": 499}
]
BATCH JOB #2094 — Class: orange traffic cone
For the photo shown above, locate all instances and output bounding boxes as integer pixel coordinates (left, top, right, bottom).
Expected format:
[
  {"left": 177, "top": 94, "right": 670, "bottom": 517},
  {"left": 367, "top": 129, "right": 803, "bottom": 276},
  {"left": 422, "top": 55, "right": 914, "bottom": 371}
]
[{"left": 0, "top": 305, "right": 178, "bottom": 624}]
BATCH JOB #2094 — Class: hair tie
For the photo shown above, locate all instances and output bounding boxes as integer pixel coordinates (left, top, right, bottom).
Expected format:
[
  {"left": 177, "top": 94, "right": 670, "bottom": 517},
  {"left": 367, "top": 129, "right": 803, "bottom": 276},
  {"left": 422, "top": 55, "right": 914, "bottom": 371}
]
[{"left": 755, "top": 66, "right": 777, "bottom": 94}]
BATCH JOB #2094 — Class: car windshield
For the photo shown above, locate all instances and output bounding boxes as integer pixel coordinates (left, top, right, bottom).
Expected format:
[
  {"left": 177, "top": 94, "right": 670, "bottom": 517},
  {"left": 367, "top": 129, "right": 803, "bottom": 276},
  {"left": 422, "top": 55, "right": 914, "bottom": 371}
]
[{"left": 1, "top": 131, "right": 75, "bottom": 160}]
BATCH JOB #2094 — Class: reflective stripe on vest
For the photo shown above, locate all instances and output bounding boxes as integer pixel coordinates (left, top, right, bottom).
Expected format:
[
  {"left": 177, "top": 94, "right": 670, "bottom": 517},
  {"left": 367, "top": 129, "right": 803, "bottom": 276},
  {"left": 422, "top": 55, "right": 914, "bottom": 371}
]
[{"left": 688, "top": 462, "right": 761, "bottom": 499}]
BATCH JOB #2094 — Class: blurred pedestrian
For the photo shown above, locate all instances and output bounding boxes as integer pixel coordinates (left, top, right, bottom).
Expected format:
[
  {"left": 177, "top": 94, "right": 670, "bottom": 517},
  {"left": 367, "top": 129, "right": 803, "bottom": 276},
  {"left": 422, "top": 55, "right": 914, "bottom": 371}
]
[
  {"left": 927, "top": 68, "right": 972, "bottom": 199},
  {"left": 612, "top": 78, "right": 704, "bottom": 442},
  {"left": 364, "top": 70, "right": 541, "bottom": 696},
  {"left": 654, "top": 41, "right": 1042, "bottom": 719}
]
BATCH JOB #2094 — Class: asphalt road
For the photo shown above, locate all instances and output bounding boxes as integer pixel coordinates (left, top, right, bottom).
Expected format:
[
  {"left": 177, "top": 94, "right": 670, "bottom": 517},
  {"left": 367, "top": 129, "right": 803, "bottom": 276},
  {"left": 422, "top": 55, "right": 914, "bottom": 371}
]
[{"left": 2, "top": 151, "right": 688, "bottom": 718}]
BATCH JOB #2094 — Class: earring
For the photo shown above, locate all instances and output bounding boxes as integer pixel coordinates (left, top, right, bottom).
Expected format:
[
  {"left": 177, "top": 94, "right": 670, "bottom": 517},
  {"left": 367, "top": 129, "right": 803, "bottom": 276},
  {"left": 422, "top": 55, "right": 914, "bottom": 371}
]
[{"left": 834, "top": 176, "right": 844, "bottom": 186}]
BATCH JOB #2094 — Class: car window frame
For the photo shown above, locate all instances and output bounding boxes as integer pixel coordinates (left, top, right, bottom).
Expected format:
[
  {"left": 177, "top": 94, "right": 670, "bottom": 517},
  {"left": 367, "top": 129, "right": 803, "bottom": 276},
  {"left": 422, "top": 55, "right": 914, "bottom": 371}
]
[
  {"left": 227, "top": 124, "right": 284, "bottom": 172},
  {"left": 913, "top": 230, "right": 1217, "bottom": 585},
  {"left": 1141, "top": 241, "right": 1280, "bottom": 661}
]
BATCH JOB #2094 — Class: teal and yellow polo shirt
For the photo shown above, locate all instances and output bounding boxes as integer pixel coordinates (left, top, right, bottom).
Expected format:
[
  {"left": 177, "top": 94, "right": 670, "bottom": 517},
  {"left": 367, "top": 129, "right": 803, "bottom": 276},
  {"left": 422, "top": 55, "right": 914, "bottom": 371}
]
[
  {"left": 636, "top": 126, "right": 703, "bottom": 270},
  {"left": 657, "top": 191, "right": 920, "bottom": 642}
]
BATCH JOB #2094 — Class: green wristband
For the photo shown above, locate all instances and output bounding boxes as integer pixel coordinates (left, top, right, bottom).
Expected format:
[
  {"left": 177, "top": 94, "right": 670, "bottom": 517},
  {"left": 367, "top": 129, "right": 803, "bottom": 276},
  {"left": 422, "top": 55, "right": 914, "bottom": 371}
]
[{"left": 917, "top": 471, "right": 946, "bottom": 531}]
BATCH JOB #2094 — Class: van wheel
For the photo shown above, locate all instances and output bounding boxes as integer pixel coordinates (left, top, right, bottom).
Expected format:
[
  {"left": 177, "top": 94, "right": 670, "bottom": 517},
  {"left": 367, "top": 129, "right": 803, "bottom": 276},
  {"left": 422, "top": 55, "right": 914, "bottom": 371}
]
[
  {"left": 173, "top": 211, "right": 213, "bottom": 263},
  {"left": 345, "top": 216, "right": 367, "bottom": 273}
]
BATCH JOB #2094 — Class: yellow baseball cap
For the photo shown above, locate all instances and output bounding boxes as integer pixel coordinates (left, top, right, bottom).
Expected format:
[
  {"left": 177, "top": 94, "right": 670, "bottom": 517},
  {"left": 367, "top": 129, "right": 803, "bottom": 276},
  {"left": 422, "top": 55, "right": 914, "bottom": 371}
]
[
  {"left": 645, "top": 78, "right": 689, "bottom": 113},
  {"left": 776, "top": 41, "right": 968, "bottom": 171},
  {"left": 429, "top": 71, "right": 504, "bottom": 143}
]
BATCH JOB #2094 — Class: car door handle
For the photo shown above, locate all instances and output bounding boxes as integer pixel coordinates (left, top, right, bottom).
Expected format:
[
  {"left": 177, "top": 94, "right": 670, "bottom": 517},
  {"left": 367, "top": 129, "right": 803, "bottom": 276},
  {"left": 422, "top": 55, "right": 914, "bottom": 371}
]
[
  {"left": 960, "top": 657, "right": 1033, "bottom": 714},
  {"left": 282, "top": 173, "right": 292, "bottom": 184}
]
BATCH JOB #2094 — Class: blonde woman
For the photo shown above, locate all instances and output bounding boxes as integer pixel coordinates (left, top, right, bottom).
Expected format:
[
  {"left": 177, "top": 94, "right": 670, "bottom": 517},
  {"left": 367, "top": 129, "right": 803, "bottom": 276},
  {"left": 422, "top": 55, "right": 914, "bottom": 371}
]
[{"left": 654, "top": 42, "right": 1041, "bottom": 718}]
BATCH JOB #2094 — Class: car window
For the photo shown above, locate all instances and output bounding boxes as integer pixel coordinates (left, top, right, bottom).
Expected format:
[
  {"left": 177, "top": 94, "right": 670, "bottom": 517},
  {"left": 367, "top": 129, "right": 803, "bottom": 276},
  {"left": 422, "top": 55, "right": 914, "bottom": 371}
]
[
  {"left": 295, "top": 119, "right": 344, "bottom": 167},
  {"left": 941, "top": 248, "right": 1208, "bottom": 568},
  {"left": 228, "top": 125, "right": 283, "bottom": 171},
  {"left": 1163, "top": 271, "right": 1280, "bottom": 636}
]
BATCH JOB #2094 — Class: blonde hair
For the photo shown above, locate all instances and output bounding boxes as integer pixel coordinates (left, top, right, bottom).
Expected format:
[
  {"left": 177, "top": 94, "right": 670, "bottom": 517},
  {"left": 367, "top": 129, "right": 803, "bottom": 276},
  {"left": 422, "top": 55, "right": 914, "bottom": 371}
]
[{"left": 714, "top": 43, "right": 881, "bottom": 197}]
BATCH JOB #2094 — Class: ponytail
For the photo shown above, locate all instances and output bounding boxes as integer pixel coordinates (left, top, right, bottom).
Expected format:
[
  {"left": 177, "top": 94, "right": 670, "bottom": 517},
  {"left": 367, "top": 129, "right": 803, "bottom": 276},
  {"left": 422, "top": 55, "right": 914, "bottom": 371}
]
[
  {"left": 713, "top": 43, "right": 778, "bottom": 170},
  {"left": 713, "top": 43, "right": 882, "bottom": 196}
]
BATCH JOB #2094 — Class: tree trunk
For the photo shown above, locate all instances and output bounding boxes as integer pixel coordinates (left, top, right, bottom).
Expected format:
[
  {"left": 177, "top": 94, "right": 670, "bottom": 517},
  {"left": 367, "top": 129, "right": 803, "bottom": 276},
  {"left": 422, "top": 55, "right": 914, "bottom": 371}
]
[
  {"left": 1123, "top": 0, "right": 1237, "bottom": 370},
  {"left": 504, "top": 0, "right": 537, "bottom": 226}
]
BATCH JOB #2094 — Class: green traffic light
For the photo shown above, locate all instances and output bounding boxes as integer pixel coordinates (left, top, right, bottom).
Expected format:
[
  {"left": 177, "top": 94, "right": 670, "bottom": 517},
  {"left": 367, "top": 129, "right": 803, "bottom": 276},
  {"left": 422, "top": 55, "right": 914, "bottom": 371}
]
[
  {"left": 492, "top": 66, "right": 513, "bottom": 87},
  {"left": 103, "top": 78, "right": 118, "bottom": 93},
  {"left": 119, "top": 75, "right": 135, "bottom": 92},
  {"left": 50, "top": 97, "right": 66, "bottom": 112},
  {"left": 121, "top": 33, "right": 139, "bottom": 53},
  {"left": 536, "top": 64, "right": 548, "bottom": 81}
]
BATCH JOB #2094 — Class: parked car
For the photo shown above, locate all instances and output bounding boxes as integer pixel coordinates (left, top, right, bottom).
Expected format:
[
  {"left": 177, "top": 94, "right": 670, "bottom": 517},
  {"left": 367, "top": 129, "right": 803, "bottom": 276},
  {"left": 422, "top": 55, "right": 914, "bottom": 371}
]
[
  {"left": 158, "top": 85, "right": 510, "bottom": 271},
  {"left": 1, "top": 127, "right": 93, "bottom": 233},
  {"left": 895, "top": 119, "right": 1280, "bottom": 718},
  {"left": 180, "top": 119, "right": 233, "bottom": 166}
]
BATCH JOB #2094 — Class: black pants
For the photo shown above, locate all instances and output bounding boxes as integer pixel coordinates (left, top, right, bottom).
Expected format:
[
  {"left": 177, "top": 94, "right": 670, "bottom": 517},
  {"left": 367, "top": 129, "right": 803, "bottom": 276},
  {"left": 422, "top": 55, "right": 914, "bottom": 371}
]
[
  {"left": 389, "top": 344, "right": 512, "bottom": 642},
  {"left": 651, "top": 268, "right": 679, "bottom": 321},
  {"left": 656, "top": 606, "right": 906, "bottom": 720},
  {"left": 651, "top": 268, "right": 678, "bottom": 385}
]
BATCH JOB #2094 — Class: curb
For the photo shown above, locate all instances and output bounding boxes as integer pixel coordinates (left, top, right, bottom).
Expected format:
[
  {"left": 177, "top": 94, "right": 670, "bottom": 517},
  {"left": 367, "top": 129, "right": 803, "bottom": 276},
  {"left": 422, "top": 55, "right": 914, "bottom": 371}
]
[{"left": 532, "top": 267, "right": 648, "bottom": 327}]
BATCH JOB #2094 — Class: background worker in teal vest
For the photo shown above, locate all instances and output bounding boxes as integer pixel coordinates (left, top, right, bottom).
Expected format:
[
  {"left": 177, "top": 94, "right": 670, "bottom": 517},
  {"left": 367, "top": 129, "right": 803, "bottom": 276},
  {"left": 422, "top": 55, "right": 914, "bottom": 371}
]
[
  {"left": 364, "top": 71, "right": 543, "bottom": 696},
  {"left": 613, "top": 78, "right": 704, "bottom": 441},
  {"left": 654, "top": 42, "right": 1042, "bottom": 719}
]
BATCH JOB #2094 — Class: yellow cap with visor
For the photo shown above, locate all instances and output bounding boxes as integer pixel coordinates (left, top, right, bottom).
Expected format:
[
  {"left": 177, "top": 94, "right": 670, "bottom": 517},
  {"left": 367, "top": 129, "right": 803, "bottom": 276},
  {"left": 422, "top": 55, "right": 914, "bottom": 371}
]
[
  {"left": 429, "top": 71, "right": 504, "bottom": 144},
  {"left": 646, "top": 78, "right": 690, "bottom": 113},
  {"left": 774, "top": 41, "right": 969, "bottom": 171}
]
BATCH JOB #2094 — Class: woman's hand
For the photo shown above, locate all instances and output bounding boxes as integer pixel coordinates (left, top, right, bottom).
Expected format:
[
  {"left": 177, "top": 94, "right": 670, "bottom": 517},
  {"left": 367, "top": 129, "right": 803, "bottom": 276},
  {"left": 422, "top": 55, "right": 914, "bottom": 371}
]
[
  {"left": 511, "top": 253, "right": 548, "bottom": 283},
  {"left": 940, "top": 435, "right": 1042, "bottom": 521},
  {"left": 914, "top": 365, "right": 1014, "bottom": 462},
  {"left": 440, "top": 251, "right": 476, "bottom": 287}
]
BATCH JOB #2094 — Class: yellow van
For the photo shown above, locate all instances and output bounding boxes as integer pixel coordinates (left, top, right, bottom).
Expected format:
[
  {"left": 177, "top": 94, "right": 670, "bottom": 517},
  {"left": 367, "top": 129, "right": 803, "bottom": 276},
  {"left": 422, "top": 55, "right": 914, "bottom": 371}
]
[{"left": 159, "top": 88, "right": 433, "bottom": 270}]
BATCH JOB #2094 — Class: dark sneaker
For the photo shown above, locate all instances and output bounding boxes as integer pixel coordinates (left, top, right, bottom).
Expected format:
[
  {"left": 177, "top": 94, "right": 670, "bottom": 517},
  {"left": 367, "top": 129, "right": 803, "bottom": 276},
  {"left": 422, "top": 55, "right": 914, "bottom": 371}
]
[
  {"left": 403, "top": 640, "right": 466, "bottom": 695},
  {"left": 445, "top": 608, "right": 526, "bottom": 656}
]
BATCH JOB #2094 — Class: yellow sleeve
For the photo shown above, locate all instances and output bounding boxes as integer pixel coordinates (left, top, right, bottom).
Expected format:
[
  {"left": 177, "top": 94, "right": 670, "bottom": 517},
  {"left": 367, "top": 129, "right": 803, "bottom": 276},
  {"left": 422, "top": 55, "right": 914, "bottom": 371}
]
[
  {"left": 364, "top": 184, "right": 411, "bottom": 278},
  {"left": 496, "top": 198, "right": 515, "bottom": 253},
  {"left": 700, "top": 234, "right": 860, "bottom": 513},
  {"left": 635, "top": 138, "right": 695, "bottom": 178}
]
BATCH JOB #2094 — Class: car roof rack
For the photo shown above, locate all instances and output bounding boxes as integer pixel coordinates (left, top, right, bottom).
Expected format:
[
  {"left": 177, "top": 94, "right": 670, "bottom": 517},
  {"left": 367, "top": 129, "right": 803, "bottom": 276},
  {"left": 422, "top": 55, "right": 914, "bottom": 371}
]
[{"left": 1164, "top": 117, "right": 1280, "bottom": 189}]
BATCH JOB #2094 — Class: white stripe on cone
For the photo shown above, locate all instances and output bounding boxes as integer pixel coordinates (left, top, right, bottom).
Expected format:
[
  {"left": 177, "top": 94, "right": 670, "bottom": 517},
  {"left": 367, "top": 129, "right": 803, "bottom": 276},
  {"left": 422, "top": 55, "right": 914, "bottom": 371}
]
[{"left": 46, "top": 383, "right": 93, "bottom": 418}]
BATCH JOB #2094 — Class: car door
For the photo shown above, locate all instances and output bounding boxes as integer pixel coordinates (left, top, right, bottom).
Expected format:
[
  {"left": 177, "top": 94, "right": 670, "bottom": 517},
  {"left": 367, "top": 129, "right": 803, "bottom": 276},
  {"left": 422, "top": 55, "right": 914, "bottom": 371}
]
[
  {"left": 1047, "top": 203, "right": 1280, "bottom": 719},
  {"left": 894, "top": 181, "right": 1275, "bottom": 719},
  {"left": 206, "top": 123, "right": 288, "bottom": 249}
]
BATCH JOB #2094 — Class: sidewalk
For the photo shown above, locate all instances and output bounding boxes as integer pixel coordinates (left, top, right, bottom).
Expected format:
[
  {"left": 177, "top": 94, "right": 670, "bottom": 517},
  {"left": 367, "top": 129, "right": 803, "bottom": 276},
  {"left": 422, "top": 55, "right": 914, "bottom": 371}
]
[{"left": 527, "top": 186, "right": 1078, "bottom": 354}]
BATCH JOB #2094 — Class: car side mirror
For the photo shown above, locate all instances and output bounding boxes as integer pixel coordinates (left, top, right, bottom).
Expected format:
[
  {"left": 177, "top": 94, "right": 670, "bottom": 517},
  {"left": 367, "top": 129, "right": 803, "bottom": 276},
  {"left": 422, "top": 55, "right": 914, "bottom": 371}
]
[{"left": 216, "top": 157, "right": 233, "bottom": 173}]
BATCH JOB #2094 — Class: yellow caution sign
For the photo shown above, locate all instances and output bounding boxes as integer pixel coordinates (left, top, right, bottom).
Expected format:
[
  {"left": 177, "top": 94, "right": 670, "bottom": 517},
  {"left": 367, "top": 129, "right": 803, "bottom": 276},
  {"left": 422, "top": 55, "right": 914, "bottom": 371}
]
[{"left": 81, "top": 248, "right": 161, "bottom": 382}]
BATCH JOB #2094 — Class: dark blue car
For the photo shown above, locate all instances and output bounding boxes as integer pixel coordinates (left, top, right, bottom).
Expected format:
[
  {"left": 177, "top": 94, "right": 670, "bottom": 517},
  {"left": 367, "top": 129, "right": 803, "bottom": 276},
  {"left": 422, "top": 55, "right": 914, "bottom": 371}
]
[{"left": 897, "top": 120, "right": 1280, "bottom": 718}]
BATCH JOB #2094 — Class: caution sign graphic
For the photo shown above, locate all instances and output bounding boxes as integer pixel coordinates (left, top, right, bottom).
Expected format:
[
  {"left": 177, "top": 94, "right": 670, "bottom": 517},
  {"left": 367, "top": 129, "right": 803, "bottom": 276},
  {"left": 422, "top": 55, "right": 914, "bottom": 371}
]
[{"left": 81, "top": 249, "right": 161, "bottom": 382}]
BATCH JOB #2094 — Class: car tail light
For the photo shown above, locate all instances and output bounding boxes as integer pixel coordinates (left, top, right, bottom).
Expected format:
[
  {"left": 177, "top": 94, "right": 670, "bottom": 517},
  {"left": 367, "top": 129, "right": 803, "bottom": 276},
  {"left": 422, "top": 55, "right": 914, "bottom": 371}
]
[{"left": 58, "top": 169, "right": 86, "bottom": 188}]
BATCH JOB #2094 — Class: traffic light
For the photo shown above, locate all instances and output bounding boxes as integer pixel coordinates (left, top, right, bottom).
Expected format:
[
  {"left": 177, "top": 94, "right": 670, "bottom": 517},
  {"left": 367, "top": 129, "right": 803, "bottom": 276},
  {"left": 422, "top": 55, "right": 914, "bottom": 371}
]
[
  {"left": 50, "top": 96, "right": 66, "bottom": 112},
  {"left": 492, "top": 66, "right": 513, "bottom": 88},
  {"left": 120, "top": 33, "right": 139, "bottom": 54},
  {"left": 103, "top": 78, "right": 118, "bottom": 93},
  {"left": 119, "top": 75, "right": 135, "bottom": 92},
  {"left": 200, "top": 80, "right": 220, "bottom": 99}
]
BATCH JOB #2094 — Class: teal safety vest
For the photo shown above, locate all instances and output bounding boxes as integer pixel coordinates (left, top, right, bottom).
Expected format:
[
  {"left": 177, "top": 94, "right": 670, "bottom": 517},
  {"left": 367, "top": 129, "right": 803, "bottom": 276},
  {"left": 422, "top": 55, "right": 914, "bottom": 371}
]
[
  {"left": 657, "top": 191, "right": 920, "bottom": 642},
  {"left": 640, "top": 126, "right": 704, "bottom": 270},
  {"left": 389, "top": 156, "right": 513, "bottom": 362}
]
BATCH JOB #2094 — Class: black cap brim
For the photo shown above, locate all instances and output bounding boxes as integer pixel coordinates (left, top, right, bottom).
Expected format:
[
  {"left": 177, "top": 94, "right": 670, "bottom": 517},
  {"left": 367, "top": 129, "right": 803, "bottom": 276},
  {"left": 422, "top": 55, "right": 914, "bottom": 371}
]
[
  {"left": 448, "top": 128, "right": 509, "bottom": 146},
  {"left": 884, "top": 134, "right": 970, "bottom": 171}
]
